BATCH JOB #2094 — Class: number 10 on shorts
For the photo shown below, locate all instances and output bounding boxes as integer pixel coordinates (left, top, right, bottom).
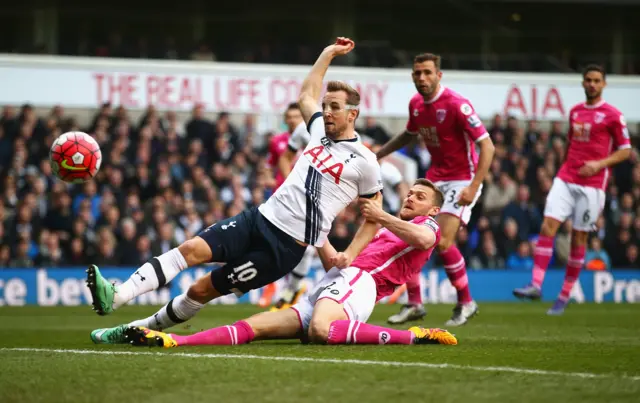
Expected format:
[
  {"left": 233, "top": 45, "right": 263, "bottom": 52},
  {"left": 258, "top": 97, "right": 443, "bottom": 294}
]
[{"left": 228, "top": 261, "right": 258, "bottom": 283}]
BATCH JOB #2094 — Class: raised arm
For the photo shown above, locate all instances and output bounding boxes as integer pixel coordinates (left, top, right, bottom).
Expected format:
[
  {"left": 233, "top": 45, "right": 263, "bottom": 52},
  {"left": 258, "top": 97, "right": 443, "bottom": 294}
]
[
  {"left": 376, "top": 131, "right": 415, "bottom": 160},
  {"left": 360, "top": 197, "right": 437, "bottom": 250},
  {"left": 298, "top": 37, "right": 355, "bottom": 125}
]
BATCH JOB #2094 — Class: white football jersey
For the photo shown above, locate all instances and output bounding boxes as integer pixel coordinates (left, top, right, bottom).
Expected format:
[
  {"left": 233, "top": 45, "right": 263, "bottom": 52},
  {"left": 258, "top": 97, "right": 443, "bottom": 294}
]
[{"left": 259, "top": 112, "right": 383, "bottom": 247}]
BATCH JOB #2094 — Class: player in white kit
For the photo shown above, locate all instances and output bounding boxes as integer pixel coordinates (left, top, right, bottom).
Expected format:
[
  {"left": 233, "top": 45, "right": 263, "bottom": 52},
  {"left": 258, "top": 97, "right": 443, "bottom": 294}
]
[
  {"left": 125, "top": 179, "right": 458, "bottom": 347},
  {"left": 89, "top": 37, "right": 385, "bottom": 344},
  {"left": 266, "top": 110, "right": 315, "bottom": 311}
]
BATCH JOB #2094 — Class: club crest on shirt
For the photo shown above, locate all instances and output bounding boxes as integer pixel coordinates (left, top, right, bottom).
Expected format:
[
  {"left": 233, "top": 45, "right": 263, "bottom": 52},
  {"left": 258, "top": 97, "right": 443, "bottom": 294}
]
[
  {"left": 413, "top": 108, "right": 419, "bottom": 117},
  {"left": 436, "top": 109, "right": 447, "bottom": 123},
  {"left": 594, "top": 112, "right": 605, "bottom": 124}
]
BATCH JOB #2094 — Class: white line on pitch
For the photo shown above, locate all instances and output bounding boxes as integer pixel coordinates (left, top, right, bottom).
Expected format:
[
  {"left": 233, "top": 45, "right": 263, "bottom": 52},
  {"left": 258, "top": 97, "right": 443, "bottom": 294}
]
[{"left": 1, "top": 347, "right": 638, "bottom": 382}]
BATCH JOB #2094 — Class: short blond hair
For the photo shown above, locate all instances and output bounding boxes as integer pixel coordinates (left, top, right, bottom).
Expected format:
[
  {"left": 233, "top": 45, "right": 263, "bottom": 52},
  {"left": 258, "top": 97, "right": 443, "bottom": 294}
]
[{"left": 326, "top": 81, "right": 360, "bottom": 107}]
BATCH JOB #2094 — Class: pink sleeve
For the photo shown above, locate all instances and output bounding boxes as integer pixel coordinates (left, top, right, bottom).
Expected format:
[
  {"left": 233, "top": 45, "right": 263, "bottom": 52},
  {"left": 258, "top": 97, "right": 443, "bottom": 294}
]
[
  {"left": 610, "top": 111, "right": 632, "bottom": 150},
  {"left": 456, "top": 101, "right": 489, "bottom": 142},
  {"left": 266, "top": 138, "right": 277, "bottom": 167},
  {"left": 405, "top": 100, "right": 418, "bottom": 134},
  {"left": 422, "top": 217, "right": 440, "bottom": 236}
]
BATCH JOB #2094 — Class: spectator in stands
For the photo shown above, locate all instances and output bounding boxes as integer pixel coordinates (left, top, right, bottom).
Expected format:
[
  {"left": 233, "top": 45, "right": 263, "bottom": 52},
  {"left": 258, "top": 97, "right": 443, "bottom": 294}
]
[
  {"left": 506, "top": 241, "right": 534, "bottom": 271},
  {"left": 585, "top": 237, "right": 611, "bottom": 271},
  {"left": 358, "top": 117, "right": 391, "bottom": 145},
  {"left": 502, "top": 184, "right": 542, "bottom": 241}
]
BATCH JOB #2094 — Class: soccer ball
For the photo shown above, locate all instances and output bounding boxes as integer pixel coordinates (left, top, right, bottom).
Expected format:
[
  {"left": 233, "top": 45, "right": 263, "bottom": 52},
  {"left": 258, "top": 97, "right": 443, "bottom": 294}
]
[{"left": 49, "top": 131, "right": 102, "bottom": 183}]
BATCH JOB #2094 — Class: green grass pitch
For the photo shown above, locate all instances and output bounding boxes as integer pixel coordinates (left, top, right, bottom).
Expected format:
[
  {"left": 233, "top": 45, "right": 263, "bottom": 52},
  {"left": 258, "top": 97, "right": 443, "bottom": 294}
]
[{"left": 1, "top": 303, "right": 638, "bottom": 403}]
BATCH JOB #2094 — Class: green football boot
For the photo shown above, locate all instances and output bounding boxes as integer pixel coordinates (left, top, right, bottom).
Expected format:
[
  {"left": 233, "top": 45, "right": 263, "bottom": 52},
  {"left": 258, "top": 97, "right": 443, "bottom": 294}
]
[
  {"left": 86, "top": 265, "right": 116, "bottom": 316},
  {"left": 90, "top": 325, "right": 128, "bottom": 344}
]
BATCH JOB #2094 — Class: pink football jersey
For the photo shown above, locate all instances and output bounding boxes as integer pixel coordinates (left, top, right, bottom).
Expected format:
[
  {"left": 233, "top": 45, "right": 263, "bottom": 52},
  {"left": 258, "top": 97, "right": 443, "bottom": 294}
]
[
  {"left": 406, "top": 87, "right": 489, "bottom": 182},
  {"left": 351, "top": 215, "right": 441, "bottom": 301},
  {"left": 557, "top": 101, "right": 631, "bottom": 191},
  {"left": 267, "top": 132, "right": 290, "bottom": 190}
]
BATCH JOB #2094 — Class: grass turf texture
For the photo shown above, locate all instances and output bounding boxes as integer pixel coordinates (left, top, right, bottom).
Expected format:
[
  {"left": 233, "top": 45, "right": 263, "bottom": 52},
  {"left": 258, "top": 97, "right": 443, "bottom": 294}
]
[{"left": 0, "top": 303, "right": 638, "bottom": 403}]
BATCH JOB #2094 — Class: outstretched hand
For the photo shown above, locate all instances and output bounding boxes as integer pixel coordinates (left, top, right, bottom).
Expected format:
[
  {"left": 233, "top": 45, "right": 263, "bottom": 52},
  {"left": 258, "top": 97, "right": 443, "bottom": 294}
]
[{"left": 325, "top": 37, "right": 355, "bottom": 57}]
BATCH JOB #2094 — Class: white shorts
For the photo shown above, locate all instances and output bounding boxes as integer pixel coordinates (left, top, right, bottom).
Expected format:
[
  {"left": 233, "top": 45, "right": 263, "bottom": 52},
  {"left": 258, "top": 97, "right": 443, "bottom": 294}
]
[
  {"left": 434, "top": 180, "right": 483, "bottom": 225},
  {"left": 544, "top": 178, "right": 605, "bottom": 232},
  {"left": 544, "top": 178, "right": 606, "bottom": 232},
  {"left": 291, "top": 267, "right": 376, "bottom": 331}
]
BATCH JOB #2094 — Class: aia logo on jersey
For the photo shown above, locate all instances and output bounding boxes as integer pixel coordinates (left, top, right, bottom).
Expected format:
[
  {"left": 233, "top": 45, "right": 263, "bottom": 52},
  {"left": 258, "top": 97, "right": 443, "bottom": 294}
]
[
  {"left": 304, "top": 145, "right": 344, "bottom": 184},
  {"left": 594, "top": 112, "right": 606, "bottom": 124}
]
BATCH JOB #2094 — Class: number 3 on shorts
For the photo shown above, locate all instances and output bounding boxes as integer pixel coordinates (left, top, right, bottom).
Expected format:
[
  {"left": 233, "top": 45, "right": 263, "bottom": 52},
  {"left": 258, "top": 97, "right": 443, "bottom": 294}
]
[{"left": 447, "top": 189, "right": 460, "bottom": 209}]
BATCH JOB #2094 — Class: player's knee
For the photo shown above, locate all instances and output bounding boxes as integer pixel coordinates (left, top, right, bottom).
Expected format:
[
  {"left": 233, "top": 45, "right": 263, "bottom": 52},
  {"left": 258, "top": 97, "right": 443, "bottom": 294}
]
[
  {"left": 437, "top": 235, "right": 455, "bottom": 252},
  {"left": 571, "top": 230, "right": 589, "bottom": 247},
  {"left": 178, "top": 237, "right": 212, "bottom": 266},
  {"left": 540, "top": 219, "right": 560, "bottom": 237},
  {"left": 186, "top": 274, "right": 218, "bottom": 304},
  {"left": 307, "top": 319, "right": 330, "bottom": 344}
]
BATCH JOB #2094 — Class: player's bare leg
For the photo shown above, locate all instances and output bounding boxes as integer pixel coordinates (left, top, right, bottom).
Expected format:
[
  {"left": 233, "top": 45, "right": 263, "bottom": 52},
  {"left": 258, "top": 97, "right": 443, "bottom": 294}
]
[
  {"left": 86, "top": 236, "right": 211, "bottom": 315},
  {"left": 301, "top": 298, "right": 456, "bottom": 346},
  {"left": 436, "top": 214, "right": 478, "bottom": 326},
  {"left": 307, "top": 299, "right": 350, "bottom": 343},
  {"left": 91, "top": 271, "right": 221, "bottom": 344},
  {"left": 513, "top": 217, "right": 562, "bottom": 300},
  {"left": 126, "top": 308, "right": 302, "bottom": 348},
  {"left": 547, "top": 230, "right": 588, "bottom": 315},
  {"left": 387, "top": 272, "right": 426, "bottom": 324}
]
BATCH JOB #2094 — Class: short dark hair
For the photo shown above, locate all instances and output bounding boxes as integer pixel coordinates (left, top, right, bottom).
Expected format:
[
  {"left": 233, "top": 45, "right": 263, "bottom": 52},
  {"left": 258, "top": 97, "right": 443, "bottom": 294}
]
[
  {"left": 286, "top": 102, "right": 300, "bottom": 111},
  {"left": 583, "top": 64, "right": 606, "bottom": 80},
  {"left": 414, "top": 178, "right": 444, "bottom": 207},
  {"left": 413, "top": 53, "right": 442, "bottom": 70}
]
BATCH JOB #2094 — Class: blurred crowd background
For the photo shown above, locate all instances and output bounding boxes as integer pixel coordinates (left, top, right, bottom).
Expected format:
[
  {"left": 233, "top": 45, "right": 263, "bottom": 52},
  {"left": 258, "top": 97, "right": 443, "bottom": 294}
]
[
  {"left": 1, "top": 103, "right": 638, "bottom": 270},
  {"left": 1, "top": 0, "right": 639, "bottom": 271}
]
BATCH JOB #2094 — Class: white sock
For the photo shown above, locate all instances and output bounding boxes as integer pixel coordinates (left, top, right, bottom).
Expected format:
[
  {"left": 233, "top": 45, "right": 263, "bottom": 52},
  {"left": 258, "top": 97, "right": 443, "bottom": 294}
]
[
  {"left": 287, "top": 252, "right": 311, "bottom": 292},
  {"left": 286, "top": 272, "right": 305, "bottom": 293},
  {"left": 114, "top": 248, "right": 188, "bottom": 308},
  {"left": 128, "top": 293, "right": 204, "bottom": 331}
]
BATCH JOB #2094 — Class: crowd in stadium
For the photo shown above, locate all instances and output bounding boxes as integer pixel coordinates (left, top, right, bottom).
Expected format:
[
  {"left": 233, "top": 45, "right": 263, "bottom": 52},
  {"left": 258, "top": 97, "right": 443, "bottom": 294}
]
[{"left": 0, "top": 102, "right": 639, "bottom": 270}]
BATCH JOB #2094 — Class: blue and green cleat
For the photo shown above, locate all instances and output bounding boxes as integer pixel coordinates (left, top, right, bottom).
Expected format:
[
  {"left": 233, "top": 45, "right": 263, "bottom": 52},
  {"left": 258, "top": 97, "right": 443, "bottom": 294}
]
[{"left": 90, "top": 325, "right": 128, "bottom": 344}]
